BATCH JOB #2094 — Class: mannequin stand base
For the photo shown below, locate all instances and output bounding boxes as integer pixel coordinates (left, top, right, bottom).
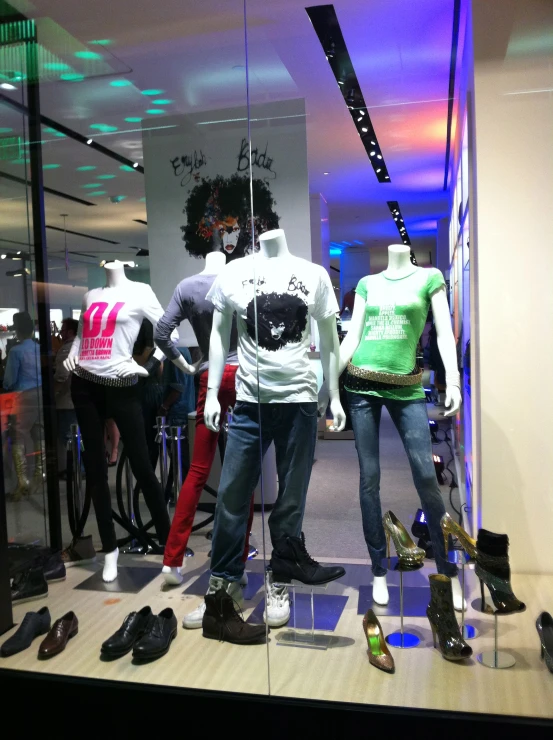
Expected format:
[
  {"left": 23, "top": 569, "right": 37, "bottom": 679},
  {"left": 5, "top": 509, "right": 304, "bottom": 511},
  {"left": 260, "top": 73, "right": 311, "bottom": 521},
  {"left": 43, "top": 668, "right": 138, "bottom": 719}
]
[
  {"left": 471, "top": 597, "right": 495, "bottom": 614},
  {"left": 477, "top": 650, "right": 516, "bottom": 669},
  {"left": 276, "top": 631, "right": 331, "bottom": 650},
  {"left": 462, "top": 623, "right": 479, "bottom": 640},
  {"left": 385, "top": 631, "right": 420, "bottom": 649},
  {"left": 275, "top": 581, "right": 329, "bottom": 651}
]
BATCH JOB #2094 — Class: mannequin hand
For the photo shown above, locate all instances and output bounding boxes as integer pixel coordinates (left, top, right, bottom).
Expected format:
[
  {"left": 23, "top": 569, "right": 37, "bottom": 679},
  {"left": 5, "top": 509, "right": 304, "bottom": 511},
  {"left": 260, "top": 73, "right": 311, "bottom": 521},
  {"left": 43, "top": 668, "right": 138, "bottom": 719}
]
[
  {"left": 63, "top": 355, "right": 78, "bottom": 372},
  {"left": 116, "top": 359, "right": 149, "bottom": 378},
  {"left": 443, "top": 385, "right": 462, "bottom": 417},
  {"left": 317, "top": 383, "right": 330, "bottom": 418},
  {"left": 204, "top": 389, "right": 221, "bottom": 433},
  {"left": 328, "top": 395, "right": 346, "bottom": 432}
]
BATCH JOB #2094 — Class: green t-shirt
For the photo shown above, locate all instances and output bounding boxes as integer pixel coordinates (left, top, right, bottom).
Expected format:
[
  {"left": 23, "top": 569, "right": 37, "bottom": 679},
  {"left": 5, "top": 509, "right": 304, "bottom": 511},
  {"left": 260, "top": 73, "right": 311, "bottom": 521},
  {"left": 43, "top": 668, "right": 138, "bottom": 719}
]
[{"left": 346, "top": 267, "right": 445, "bottom": 401}]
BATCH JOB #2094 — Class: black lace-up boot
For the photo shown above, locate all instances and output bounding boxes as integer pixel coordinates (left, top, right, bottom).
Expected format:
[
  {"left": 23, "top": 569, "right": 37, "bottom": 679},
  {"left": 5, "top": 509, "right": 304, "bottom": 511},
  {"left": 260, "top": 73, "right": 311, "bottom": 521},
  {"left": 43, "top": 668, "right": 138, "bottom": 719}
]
[
  {"left": 475, "top": 529, "right": 525, "bottom": 614},
  {"left": 269, "top": 532, "right": 345, "bottom": 586},
  {"left": 202, "top": 589, "right": 267, "bottom": 645}
]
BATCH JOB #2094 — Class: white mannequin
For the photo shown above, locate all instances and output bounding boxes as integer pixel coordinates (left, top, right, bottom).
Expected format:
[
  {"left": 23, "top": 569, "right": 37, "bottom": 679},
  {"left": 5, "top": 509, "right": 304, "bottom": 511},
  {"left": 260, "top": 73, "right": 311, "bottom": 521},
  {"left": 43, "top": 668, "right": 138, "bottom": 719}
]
[
  {"left": 339, "top": 245, "right": 464, "bottom": 609},
  {"left": 204, "top": 229, "right": 346, "bottom": 433},
  {"left": 201, "top": 250, "right": 226, "bottom": 275},
  {"left": 63, "top": 260, "right": 198, "bottom": 582}
]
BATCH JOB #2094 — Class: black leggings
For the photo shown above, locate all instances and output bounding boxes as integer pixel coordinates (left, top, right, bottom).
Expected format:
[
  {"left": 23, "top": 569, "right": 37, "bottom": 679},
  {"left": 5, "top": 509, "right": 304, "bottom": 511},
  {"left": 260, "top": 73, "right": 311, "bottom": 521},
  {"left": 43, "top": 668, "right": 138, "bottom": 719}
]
[{"left": 71, "top": 374, "right": 170, "bottom": 552}]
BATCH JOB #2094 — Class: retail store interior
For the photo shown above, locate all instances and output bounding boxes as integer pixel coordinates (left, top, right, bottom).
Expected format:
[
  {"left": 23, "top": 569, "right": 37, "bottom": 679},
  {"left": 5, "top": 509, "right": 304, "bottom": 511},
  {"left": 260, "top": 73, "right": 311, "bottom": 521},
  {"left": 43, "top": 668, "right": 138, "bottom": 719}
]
[{"left": 1, "top": 0, "right": 553, "bottom": 724}]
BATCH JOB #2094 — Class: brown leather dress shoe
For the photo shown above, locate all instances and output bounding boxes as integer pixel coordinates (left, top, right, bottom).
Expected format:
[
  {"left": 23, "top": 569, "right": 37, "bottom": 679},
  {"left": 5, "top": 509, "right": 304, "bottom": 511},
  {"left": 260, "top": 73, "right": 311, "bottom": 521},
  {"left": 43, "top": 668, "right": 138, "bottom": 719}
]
[{"left": 38, "top": 611, "right": 78, "bottom": 658}]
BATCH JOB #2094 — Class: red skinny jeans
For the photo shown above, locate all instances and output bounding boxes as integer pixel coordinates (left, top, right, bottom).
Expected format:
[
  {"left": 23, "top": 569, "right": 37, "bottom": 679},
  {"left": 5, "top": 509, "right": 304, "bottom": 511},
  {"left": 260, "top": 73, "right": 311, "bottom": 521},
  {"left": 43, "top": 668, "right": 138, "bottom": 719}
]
[{"left": 163, "top": 365, "right": 255, "bottom": 567}]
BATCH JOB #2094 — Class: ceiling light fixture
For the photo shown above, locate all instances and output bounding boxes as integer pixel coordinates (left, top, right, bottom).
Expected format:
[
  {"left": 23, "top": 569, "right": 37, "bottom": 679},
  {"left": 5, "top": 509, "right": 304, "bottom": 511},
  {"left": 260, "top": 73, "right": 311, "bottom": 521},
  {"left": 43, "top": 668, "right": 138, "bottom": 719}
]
[
  {"left": 323, "top": 172, "right": 329, "bottom": 175},
  {"left": 0, "top": 82, "right": 16, "bottom": 90},
  {"left": 387, "top": 201, "right": 413, "bottom": 250},
  {"left": 306, "top": 6, "right": 391, "bottom": 183},
  {"left": 86, "top": 139, "right": 93, "bottom": 145},
  {"left": 132, "top": 162, "right": 139, "bottom": 168}
]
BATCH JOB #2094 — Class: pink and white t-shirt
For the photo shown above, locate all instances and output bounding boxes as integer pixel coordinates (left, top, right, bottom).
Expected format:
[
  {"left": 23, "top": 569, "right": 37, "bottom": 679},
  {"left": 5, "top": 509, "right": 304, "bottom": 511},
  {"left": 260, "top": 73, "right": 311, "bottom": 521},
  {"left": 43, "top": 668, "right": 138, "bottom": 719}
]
[{"left": 71, "top": 281, "right": 170, "bottom": 380}]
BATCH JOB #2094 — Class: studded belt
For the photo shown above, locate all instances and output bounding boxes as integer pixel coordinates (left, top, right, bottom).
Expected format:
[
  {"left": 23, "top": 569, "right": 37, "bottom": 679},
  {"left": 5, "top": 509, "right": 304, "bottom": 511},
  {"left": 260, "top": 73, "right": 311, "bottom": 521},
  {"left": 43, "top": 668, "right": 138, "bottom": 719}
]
[
  {"left": 346, "top": 363, "right": 422, "bottom": 392},
  {"left": 74, "top": 366, "right": 137, "bottom": 387}
]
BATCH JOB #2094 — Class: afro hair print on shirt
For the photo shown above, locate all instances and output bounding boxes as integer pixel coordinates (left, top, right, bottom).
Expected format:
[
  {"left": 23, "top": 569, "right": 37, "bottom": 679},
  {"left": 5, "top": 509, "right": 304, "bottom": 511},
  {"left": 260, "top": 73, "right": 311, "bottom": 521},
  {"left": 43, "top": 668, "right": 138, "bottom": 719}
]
[{"left": 181, "top": 174, "right": 280, "bottom": 261}]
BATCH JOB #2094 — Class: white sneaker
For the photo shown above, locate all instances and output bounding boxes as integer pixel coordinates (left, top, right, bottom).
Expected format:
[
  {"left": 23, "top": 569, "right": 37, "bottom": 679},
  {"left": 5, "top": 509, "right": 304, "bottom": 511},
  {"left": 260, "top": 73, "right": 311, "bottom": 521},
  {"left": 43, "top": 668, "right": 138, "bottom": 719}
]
[
  {"left": 264, "top": 572, "right": 290, "bottom": 627},
  {"left": 182, "top": 601, "right": 206, "bottom": 629},
  {"left": 372, "top": 575, "right": 389, "bottom": 606},
  {"left": 451, "top": 575, "right": 468, "bottom": 611},
  {"left": 162, "top": 565, "right": 184, "bottom": 586}
]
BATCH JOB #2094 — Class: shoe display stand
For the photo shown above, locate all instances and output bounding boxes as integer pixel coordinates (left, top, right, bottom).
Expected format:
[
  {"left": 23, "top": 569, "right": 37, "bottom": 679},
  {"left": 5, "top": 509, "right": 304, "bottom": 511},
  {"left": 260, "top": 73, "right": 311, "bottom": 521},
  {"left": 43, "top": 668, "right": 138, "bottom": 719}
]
[
  {"left": 477, "top": 611, "right": 516, "bottom": 669},
  {"left": 121, "top": 456, "right": 142, "bottom": 555},
  {"left": 448, "top": 549, "right": 478, "bottom": 640},
  {"left": 385, "top": 562, "right": 423, "bottom": 649},
  {"left": 276, "top": 581, "right": 332, "bottom": 650}
]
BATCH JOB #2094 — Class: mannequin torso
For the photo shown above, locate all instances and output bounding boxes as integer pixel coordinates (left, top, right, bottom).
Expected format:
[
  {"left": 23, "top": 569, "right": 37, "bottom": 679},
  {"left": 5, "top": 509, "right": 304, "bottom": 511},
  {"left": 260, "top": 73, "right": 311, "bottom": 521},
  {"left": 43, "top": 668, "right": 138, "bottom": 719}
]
[
  {"left": 257, "top": 229, "right": 291, "bottom": 259},
  {"left": 382, "top": 245, "right": 418, "bottom": 280},
  {"left": 201, "top": 250, "right": 226, "bottom": 275}
]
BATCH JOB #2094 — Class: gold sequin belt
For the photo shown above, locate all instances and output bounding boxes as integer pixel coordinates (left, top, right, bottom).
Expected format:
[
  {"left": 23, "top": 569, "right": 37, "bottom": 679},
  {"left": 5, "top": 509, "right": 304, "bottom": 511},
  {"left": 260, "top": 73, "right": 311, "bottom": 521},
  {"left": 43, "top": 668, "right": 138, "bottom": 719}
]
[{"left": 347, "top": 363, "right": 422, "bottom": 387}]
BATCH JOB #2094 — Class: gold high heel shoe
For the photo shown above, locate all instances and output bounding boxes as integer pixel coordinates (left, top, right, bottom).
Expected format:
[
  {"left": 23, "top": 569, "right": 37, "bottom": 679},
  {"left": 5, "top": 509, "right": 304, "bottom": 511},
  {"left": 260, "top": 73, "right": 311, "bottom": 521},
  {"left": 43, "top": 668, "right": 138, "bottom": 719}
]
[
  {"left": 440, "top": 512, "right": 477, "bottom": 560},
  {"left": 382, "top": 511, "right": 425, "bottom": 568},
  {"left": 362, "top": 609, "right": 394, "bottom": 674}
]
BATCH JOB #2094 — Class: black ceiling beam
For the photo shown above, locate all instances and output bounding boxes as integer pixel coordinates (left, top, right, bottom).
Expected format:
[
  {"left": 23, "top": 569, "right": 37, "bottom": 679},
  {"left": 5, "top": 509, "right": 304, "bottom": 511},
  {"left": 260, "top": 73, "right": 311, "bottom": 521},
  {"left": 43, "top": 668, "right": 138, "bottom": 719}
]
[
  {"left": 443, "top": 0, "right": 461, "bottom": 191},
  {"left": 387, "top": 201, "right": 412, "bottom": 246},
  {"left": 45, "top": 225, "right": 119, "bottom": 244},
  {"left": 306, "top": 4, "right": 391, "bottom": 183},
  {"left": 0, "top": 169, "right": 96, "bottom": 206},
  {"left": 0, "top": 91, "right": 144, "bottom": 174}
]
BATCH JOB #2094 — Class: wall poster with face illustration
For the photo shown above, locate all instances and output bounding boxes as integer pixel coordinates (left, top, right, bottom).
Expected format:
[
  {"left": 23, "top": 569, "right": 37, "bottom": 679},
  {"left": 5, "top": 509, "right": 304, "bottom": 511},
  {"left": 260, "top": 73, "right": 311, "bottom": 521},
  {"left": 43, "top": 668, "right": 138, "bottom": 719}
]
[{"left": 143, "top": 98, "right": 310, "bottom": 346}]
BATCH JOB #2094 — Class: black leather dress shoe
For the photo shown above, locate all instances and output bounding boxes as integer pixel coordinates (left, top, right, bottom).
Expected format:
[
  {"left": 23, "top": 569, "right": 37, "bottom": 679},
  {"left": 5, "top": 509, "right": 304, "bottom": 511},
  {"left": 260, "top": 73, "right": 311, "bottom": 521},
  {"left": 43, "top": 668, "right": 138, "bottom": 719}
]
[
  {"left": 1, "top": 607, "right": 51, "bottom": 657},
  {"left": 101, "top": 606, "right": 154, "bottom": 658},
  {"left": 132, "top": 608, "right": 177, "bottom": 662},
  {"left": 11, "top": 566, "right": 48, "bottom": 605}
]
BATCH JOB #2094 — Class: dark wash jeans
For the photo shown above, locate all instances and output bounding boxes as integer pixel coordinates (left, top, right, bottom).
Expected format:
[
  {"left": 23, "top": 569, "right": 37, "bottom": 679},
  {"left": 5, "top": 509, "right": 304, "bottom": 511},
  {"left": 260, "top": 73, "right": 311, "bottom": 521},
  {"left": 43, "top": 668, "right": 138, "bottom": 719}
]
[
  {"left": 348, "top": 391, "right": 457, "bottom": 578},
  {"left": 210, "top": 400, "right": 318, "bottom": 582}
]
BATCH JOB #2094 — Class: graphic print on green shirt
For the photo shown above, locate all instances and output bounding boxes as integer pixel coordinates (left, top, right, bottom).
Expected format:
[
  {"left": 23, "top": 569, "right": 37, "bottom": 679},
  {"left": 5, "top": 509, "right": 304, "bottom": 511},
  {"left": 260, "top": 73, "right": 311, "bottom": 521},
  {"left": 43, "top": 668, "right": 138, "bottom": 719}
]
[{"left": 346, "top": 267, "right": 445, "bottom": 401}]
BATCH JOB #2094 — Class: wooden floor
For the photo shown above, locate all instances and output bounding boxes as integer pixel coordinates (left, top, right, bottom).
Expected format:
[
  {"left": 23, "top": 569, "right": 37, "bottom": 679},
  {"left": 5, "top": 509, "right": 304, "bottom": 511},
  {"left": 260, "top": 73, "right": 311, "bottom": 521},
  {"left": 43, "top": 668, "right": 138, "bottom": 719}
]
[{"left": 2, "top": 552, "right": 553, "bottom": 718}]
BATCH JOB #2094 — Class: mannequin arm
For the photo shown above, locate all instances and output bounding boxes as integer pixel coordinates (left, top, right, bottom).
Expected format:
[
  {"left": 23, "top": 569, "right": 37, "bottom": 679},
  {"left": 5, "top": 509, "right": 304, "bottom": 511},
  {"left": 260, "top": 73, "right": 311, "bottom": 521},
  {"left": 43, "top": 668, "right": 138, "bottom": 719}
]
[
  {"left": 63, "top": 298, "right": 85, "bottom": 372},
  {"left": 204, "top": 307, "right": 232, "bottom": 433},
  {"left": 338, "top": 293, "right": 366, "bottom": 375},
  {"left": 317, "top": 315, "right": 346, "bottom": 432},
  {"left": 431, "top": 286, "right": 461, "bottom": 417}
]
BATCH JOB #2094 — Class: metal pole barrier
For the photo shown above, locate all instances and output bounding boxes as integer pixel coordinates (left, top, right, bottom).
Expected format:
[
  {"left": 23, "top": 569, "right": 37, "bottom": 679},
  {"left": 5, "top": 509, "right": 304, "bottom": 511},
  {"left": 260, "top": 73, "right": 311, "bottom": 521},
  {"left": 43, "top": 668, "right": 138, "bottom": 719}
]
[
  {"left": 170, "top": 425, "right": 183, "bottom": 505},
  {"left": 155, "top": 416, "right": 168, "bottom": 492},
  {"left": 70, "top": 424, "right": 82, "bottom": 526}
]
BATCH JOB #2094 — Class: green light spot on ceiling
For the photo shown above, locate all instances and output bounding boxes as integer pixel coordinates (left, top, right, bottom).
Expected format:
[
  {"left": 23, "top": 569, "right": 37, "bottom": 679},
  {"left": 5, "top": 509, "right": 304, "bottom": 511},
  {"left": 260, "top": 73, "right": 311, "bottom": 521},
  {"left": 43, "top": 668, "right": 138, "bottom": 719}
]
[
  {"left": 75, "top": 51, "right": 103, "bottom": 60},
  {"left": 54, "top": 132, "right": 66, "bottom": 137},
  {"left": 152, "top": 99, "right": 173, "bottom": 105},
  {"left": 12, "top": 158, "right": 30, "bottom": 165},
  {"left": 120, "top": 165, "right": 135, "bottom": 172},
  {"left": 44, "top": 62, "right": 71, "bottom": 71},
  {"left": 43, "top": 164, "right": 61, "bottom": 169},
  {"left": 110, "top": 80, "right": 132, "bottom": 87},
  {"left": 89, "top": 123, "right": 119, "bottom": 133},
  {"left": 141, "top": 89, "right": 163, "bottom": 96},
  {"left": 97, "top": 174, "right": 116, "bottom": 179},
  {"left": 89, "top": 191, "right": 107, "bottom": 196},
  {"left": 60, "top": 73, "right": 84, "bottom": 82},
  {"left": 0, "top": 127, "right": 13, "bottom": 134},
  {"left": 89, "top": 39, "right": 113, "bottom": 45},
  {"left": 146, "top": 109, "right": 165, "bottom": 115},
  {"left": 138, "top": 197, "right": 146, "bottom": 202},
  {"left": 81, "top": 183, "right": 101, "bottom": 188},
  {"left": 76, "top": 166, "right": 96, "bottom": 171},
  {"left": 125, "top": 117, "right": 142, "bottom": 123}
]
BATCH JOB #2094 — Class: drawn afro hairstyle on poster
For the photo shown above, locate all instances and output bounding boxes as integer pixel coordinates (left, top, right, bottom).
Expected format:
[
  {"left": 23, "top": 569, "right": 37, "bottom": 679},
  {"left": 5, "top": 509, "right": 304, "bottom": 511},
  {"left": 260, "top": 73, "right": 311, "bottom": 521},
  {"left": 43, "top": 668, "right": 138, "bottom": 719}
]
[
  {"left": 246, "top": 292, "right": 308, "bottom": 352},
  {"left": 181, "top": 174, "right": 280, "bottom": 261}
]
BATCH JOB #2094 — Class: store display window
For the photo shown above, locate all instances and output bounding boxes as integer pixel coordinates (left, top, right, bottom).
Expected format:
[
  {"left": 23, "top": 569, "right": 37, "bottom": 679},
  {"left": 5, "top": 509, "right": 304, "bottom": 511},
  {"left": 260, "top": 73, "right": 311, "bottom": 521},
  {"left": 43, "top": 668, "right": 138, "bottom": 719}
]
[{"left": 1, "top": 0, "right": 552, "bottom": 728}]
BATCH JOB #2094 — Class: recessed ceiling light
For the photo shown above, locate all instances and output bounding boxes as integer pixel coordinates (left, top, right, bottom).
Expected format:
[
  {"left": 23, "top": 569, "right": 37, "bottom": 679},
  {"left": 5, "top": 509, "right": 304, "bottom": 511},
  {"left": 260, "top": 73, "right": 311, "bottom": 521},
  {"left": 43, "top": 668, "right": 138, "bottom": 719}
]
[
  {"left": 323, "top": 172, "right": 329, "bottom": 175},
  {"left": 86, "top": 139, "right": 93, "bottom": 145},
  {"left": 376, "top": 168, "right": 382, "bottom": 173},
  {"left": 132, "top": 162, "right": 139, "bottom": 168},
  {"left": 0, "top": 83, "right": 16, "bottom": 90},
  {"left": 370, "top": 151, "right": 376, "bottom": 156},
  {"left": 0, "top": 254, "right": 6, "bottom": 259},
  {"left": 361, "top": 127, "right": 368, "bottom": 133}
]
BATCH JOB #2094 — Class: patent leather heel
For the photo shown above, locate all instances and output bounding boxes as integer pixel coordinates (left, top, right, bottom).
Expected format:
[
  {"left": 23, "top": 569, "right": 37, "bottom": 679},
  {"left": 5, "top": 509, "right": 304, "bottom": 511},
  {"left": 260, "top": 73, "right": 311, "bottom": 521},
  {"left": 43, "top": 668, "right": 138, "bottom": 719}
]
[
  {"left": 430, "top": 624, "right": 438, "bottom": 649},
  {"left": 426, "top": 575, "right": 472, "bottom": 662},
  {"left": 475, "top": 529, "right": 525, "bottom": 615},
  {"left": 536, "top": 612, "right": 553, "bottom": 673},
  {"left": 382, "top": 511, "right": 425, "bottom": 569},
  {"left": 440, "top": 513, "right": 477, "bottom": 559}
]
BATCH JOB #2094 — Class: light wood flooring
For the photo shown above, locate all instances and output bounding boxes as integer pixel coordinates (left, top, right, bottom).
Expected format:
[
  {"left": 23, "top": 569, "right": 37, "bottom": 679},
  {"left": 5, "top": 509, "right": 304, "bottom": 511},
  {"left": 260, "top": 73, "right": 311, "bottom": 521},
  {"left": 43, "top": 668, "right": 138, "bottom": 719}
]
[{"left": 2, "top": 552, "right": 553, "bottom": 719}]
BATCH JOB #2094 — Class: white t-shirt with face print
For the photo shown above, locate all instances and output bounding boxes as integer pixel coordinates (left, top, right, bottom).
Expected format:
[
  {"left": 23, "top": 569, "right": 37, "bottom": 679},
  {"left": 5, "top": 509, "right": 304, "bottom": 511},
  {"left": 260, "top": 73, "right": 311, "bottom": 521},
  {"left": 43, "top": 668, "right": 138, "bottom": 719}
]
[{"left": 207, "top": 254, "right": 339, "bottom": 403}]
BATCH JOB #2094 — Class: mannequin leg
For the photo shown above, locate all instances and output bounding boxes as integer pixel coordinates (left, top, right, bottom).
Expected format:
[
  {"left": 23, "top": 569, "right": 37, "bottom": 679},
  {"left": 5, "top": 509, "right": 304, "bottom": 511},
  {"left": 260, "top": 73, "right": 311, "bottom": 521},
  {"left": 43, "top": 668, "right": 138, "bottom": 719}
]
[
  {"left": 268, "top": 402, "right": 318, "bottom": 546},
  {"left": 210, "top": 402, "right": 271, "bottom": 582},
  {"left": 347, "top": 392, "right": 387, "bottom": 576},
  {"left": 71, "top": 375, "right": 117, "bottom": 552},
  {"left": 110, "top": 385, "right": 170, "bottom": 545},
  {"left": 386, "top": 398, "right": 458, "bottom": 579}
]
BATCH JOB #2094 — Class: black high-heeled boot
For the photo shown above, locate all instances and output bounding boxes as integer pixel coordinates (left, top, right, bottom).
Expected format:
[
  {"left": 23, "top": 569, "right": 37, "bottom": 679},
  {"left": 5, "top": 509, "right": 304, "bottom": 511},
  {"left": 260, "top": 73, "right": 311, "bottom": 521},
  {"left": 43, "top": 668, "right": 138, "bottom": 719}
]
[
  {"left": 427, "top": 574, "right": 472, "bottom": 661},
  {"left": 475, "top": 529, "right": 525, "bottom": 614}
]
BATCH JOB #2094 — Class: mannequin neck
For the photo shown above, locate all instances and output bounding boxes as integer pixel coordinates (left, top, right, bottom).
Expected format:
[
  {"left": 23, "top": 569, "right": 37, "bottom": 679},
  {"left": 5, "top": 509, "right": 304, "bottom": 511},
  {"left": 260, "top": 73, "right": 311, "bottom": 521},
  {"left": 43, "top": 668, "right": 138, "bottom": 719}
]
[
  {"left": 383, "top": 245, "right": 417, "bottom": 279},
  {"left": 201, "top": 250, "right": 226, "bottom": 275},
  {"left": 104, "top": 261, "right": 129, "bottom": 288},
  {"left": 258, "top": 229, "right": 290, "bottom": 259}
]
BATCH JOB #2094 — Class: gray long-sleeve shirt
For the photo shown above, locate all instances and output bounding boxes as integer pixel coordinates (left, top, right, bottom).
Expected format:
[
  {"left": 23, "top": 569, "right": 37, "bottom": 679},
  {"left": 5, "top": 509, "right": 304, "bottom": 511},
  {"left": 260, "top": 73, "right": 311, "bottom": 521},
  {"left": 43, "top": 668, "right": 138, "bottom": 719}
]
[{"left": 155, "top": 273, "right": 238, "bottom": 374}]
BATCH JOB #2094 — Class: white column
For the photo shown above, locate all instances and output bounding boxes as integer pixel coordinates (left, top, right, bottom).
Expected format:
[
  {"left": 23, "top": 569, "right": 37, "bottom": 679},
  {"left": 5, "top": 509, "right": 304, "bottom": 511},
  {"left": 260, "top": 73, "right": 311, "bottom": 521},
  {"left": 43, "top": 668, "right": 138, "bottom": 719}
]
[
  {"left": 310, "top": 193, "right": 329, "bottom": 270},
  {"left": 340, "top": 247, "right": 370, "bottom": 301},
  {"left": 471, "top": 0, "right": 553, "bottom": 574}
]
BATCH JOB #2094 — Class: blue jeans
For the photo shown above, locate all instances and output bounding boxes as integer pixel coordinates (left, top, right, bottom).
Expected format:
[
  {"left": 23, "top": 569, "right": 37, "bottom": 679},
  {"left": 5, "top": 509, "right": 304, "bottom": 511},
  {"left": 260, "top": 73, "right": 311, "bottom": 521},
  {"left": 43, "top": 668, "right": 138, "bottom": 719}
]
[
  {"left": 210, "top": 401, "right": 318, "bottom": 582},
  {"left": 348, "top": 392, "right": 457, "bottom": 578}
]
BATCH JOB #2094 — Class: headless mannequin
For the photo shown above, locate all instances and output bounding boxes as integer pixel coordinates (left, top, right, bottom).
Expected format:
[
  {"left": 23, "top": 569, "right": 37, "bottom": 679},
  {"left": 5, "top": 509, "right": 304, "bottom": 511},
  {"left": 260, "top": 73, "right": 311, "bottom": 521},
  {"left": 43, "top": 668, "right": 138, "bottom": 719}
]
[
  {"left": 205, "top": 229, "right": 345, "bottom": 432},
  {"left": 160, "top": 246, "right": 251, "bottom": 586},
  {"left": 340, "top": 245, "right": 464, "bottom": 609},
  {"left": 64, "top": 261, "right": 188, "bottom": 582}
]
